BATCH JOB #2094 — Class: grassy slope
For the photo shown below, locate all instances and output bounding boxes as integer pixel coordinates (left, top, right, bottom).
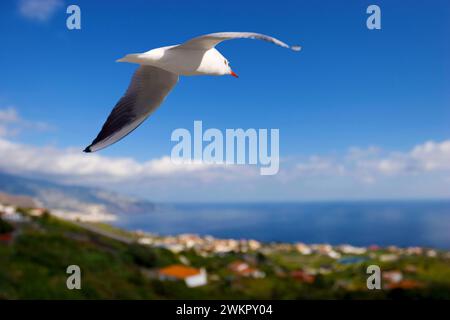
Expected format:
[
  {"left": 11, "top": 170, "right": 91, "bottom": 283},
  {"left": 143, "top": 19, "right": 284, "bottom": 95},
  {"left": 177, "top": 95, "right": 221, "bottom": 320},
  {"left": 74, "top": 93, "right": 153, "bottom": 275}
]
[
  {"left": 1, "top": 214, "right": 450, "bottom": 299},
  {"left": 0, "top": 216, "right": 194, "bottom": 299}
]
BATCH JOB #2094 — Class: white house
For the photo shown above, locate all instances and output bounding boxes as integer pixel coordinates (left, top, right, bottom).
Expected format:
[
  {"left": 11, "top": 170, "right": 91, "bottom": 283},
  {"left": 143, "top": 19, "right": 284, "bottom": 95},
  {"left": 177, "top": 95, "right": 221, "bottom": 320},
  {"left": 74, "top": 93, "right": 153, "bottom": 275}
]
[{"left": 158, "top": 264, "right": 208, "bottom": 288}]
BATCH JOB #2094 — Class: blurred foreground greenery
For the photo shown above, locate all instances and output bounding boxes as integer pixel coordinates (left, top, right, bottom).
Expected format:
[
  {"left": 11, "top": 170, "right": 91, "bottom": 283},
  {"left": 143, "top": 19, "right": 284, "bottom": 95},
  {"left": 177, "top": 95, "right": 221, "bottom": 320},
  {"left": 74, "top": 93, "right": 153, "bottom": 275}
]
[{"left": 0, "top": 210, "right": 449, "bottom": 299}]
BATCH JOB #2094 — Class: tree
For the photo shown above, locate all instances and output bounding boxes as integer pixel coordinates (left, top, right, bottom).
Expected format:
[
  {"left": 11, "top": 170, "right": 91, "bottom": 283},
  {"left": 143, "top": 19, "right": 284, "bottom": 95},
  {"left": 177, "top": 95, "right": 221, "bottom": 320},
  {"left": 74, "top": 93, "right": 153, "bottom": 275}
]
[{"left": 0, "top": 218, "right": 14, "bottom": 234}]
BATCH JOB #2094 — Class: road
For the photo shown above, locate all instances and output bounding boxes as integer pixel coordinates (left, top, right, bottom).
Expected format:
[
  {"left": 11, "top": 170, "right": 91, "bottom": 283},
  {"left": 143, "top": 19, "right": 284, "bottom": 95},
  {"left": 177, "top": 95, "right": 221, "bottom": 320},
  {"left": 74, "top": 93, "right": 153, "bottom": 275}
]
[{"left": 71, "top": 220, "right": 136, "bottom": 244}]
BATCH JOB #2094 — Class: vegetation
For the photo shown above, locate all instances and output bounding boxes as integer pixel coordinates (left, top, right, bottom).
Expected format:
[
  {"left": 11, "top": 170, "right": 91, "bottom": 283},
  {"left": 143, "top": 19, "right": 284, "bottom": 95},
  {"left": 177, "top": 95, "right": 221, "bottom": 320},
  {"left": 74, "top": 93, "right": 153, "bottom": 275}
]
[
  {"left": 0, "top": 210, "right": 449, "bottom": 299},
  {"left": 0, "top": 218, "right": 14, "bottom": 234}
]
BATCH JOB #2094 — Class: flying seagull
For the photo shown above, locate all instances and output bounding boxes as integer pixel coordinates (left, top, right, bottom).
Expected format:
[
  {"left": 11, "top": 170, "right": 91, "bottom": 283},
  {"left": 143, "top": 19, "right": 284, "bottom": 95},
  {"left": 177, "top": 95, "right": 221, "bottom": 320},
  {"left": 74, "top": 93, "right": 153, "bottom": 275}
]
[{"left": 83, "top": 32, "right": 301, "bottom": 153}]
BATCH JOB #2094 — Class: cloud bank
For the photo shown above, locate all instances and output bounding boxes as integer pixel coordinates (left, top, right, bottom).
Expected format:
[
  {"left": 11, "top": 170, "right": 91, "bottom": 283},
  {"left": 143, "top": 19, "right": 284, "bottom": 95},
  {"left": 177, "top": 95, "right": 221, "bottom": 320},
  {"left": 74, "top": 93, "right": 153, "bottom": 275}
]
[
  {"left": 292, "top": 141, "right": 450, "bottom": 181},
  {"left": 1, "top": 107, "right": 449, "bottom": 201}
]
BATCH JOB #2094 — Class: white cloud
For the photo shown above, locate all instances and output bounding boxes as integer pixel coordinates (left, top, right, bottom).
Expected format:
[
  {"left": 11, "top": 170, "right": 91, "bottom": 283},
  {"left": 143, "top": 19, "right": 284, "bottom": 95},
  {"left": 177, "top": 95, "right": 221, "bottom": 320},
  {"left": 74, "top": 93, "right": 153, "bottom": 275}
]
[
  {"left": 1, "top": 135, "right": 449, "bottom": 201},
  {"left": 292, "top": 140, "right": 450, "bottom": 183},
  {"left": 0, "top": 107, "right": 449, "bottom": 201},
  {"left": 0, "top": 107, "right": 51, "bottom": 137},
  {"left": 410, "top": 140, "right": 450, "bottom": 171},
  {"left": 0, "top": 137, "right": 253, "bottom": 185},
  {"left": 0, "top": 108, "right": 19, "bottom": 122},
  {"left": 19, "top": 0, "right": 63, "bottom": 22},
  {"left": 296, "top": 156, "right": 345, "bottom": 176},
  {"left": 0, "top": 107, "right": 20, "bottom": 137}
]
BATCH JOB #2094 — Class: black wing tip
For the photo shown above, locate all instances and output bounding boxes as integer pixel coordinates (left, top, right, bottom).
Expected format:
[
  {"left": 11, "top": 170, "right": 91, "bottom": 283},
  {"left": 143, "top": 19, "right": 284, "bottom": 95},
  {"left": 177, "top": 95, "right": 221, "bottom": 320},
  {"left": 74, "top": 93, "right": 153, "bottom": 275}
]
[{"left": 83, "top": 146, "right": 92, "bottom": 153}]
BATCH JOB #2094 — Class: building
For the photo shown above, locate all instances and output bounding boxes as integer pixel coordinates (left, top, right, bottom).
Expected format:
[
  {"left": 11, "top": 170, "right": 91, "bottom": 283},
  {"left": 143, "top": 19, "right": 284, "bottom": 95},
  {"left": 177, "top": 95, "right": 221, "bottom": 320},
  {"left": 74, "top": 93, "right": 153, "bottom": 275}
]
[
  {"left": 383, "top": 270, "right": 403, "bottom": 284},
  {"left": 295, "top": 243, "right": 312, "bottom": 255},
  {"left": 1, "top": 210, "right": 28, "bottom": 223},
  {"left": 291, "top": 269, "right": 315, "bottom": 284},
  {"left": 426, "top": 250, "right": 438, "bottom": 258},
  {"left": 137, "top": 237, "right": 153, "bottom": 245},
  {"left": 338, "top": 244, "right": 367, "bottom": 255},
  {"left": 158, "top": 264, "right": 207, "bottom": 288},
  {"left": 379, "top": 254, "right": 399, "bottom": 262},
  {"left": 28, "top": 208, "right": 47, "bottom": 217},
  {"left": 0, "top": 232, "right": 13, "bottom": 244},
  {"left": 385, "top": 279, "right": 424, "bottom": 290},
  {"left": 228, "top": 261, "right": 265, "bottom": 278},
  {"left": 0, "top": 204, "right": 16, "bottom": 216}
]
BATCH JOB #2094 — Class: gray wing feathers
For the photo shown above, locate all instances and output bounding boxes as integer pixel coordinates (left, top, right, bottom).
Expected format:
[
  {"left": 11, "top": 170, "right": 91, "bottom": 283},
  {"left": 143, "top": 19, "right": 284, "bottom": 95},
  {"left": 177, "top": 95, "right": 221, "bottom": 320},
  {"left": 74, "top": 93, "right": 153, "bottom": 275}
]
[
  {"left": 180, "top": 32, "right": 301, "bottom": 51},
  {"left": 84, "top": 66, "right": 178, "bottom": 152}
]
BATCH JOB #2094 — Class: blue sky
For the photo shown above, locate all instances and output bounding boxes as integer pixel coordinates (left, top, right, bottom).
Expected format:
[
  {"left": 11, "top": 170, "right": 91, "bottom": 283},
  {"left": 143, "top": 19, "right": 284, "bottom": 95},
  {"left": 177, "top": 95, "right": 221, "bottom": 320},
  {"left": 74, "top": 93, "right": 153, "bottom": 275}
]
[{"left": 0, "top": 0, "right": 449, "bottom": 201}]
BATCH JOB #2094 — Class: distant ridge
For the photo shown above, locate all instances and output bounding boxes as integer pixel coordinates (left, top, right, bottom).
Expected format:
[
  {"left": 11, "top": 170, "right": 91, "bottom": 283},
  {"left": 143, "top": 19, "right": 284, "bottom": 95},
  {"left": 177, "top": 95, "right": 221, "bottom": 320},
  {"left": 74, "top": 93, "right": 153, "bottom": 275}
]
[
  {"left": 0, "top": 171, "right": 155, "bottom": 216},
  {"left": 0, "top": 191, "right": 38, "bottom": 208}
]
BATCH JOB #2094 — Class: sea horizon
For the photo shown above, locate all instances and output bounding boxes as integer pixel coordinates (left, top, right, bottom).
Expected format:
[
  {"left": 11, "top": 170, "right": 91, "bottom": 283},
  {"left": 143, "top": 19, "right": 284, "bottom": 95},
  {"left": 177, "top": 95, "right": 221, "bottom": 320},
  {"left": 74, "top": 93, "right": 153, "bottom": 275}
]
[{"left": 112, "top": 200, "right": 450, "bottom": 250}]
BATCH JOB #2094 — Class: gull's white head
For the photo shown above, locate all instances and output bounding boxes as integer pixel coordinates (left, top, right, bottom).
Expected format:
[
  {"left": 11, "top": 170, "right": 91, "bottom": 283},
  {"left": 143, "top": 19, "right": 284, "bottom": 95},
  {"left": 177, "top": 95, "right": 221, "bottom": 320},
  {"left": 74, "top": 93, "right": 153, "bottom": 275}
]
[
  {"left": 191, "top": 49, "right": 240, "bottom": 77},
  {"left": 202, "top": 49, "right": 239, "bottom": 77},
  {"left": 223, "top": 58, "right": 238, "bottom": 78}
]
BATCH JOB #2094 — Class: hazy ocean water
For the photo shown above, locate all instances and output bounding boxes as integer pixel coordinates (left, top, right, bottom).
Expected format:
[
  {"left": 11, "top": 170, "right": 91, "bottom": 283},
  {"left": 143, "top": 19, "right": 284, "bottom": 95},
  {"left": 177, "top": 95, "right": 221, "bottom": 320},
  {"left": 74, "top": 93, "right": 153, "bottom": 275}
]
[{"left": 113, "top": 201, "right": 450, "bottom": 249}]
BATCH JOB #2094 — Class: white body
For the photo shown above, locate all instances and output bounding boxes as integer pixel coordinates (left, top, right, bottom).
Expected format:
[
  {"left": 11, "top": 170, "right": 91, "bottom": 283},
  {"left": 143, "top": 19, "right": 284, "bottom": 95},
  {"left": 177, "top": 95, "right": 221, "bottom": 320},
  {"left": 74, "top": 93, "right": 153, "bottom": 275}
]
[{"left": 119, "top": 46, "right": 231, "bottom": 76}]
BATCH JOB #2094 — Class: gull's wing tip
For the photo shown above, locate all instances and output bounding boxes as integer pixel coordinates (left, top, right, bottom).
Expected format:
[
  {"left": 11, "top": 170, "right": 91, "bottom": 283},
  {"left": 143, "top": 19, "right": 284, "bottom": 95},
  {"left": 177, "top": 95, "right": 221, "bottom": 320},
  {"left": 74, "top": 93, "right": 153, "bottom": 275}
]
[
  {"left": 291, "top": 45, "right": 302, "bottom": 52},
  {"left": 83, "top": 146, "right": 93, "bottom": 153}
]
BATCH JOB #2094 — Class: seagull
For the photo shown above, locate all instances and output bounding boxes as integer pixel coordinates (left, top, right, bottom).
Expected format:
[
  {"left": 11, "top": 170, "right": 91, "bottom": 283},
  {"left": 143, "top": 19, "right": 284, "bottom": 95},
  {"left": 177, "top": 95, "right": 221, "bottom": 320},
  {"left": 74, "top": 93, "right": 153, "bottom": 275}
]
[{"left": 83, "top": 32, "right": 301, "bottom": 153}]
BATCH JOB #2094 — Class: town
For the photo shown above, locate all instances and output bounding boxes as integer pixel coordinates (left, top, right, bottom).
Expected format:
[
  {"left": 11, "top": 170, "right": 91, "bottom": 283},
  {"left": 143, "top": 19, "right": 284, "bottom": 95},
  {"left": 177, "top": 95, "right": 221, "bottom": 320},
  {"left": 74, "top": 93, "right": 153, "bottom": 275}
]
[{"left": 1, "top": 197, "right": 450, "bottom": 299}]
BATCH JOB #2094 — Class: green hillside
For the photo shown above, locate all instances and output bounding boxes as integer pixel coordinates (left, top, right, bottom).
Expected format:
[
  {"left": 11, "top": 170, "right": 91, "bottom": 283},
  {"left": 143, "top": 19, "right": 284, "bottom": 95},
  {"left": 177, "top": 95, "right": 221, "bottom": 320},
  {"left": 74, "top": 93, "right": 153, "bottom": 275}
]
[{"left": 1, "top": 210, "right": 450, "bottom": 299}]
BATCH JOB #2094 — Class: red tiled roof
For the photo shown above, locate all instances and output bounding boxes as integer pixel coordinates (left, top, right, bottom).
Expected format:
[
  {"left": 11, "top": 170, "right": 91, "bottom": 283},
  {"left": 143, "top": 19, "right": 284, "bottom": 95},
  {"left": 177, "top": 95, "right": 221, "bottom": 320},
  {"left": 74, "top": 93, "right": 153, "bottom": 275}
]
[
  {"left": 0, "top": 233, "right": 13, "bottom": 242},
  {"left": 386, "top": 280, "right": 424, "bottom": 290},
  {"left": 159, "top": 265, "right": 201, "bottom": 279},
  {"left": 291, "top": 270, "right": 315, "bottom": 283},
  {"left": 228, "top": 261, "right": 261, "bottom": 276}
]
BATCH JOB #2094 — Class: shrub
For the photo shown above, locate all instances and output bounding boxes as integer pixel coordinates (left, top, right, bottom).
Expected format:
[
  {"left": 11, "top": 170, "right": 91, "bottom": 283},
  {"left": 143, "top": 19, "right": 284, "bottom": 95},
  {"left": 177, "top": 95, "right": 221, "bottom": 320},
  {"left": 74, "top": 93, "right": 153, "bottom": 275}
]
[{"left": 0, "top": 218, "right": 14, "bottom": 234}]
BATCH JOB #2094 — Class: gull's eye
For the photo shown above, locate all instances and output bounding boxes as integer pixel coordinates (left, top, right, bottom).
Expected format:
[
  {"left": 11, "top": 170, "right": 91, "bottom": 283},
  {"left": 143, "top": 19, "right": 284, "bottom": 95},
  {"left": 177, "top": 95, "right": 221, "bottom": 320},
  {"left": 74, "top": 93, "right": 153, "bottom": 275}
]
[{"left": 224, "top": 59, "right": 227, "bottom": 65}]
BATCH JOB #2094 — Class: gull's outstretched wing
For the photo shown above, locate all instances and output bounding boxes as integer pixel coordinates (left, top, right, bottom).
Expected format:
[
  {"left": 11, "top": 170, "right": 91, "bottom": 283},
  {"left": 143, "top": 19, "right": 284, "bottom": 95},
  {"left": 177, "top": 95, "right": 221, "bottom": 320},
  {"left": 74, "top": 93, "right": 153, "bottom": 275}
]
[
  {"left": 84, "top": 66, "right": 178, "bottom": 152},
  {"left": 178, "top": 32, "right": 301, "bottom": 51}
]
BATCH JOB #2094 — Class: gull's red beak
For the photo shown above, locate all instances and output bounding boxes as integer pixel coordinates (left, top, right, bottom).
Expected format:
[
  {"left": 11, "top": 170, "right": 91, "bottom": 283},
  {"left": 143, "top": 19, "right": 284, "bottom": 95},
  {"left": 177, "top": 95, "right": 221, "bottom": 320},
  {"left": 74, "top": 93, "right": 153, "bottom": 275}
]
[{"left": 230, "top": 70, "right": 239, "bottom": 78}]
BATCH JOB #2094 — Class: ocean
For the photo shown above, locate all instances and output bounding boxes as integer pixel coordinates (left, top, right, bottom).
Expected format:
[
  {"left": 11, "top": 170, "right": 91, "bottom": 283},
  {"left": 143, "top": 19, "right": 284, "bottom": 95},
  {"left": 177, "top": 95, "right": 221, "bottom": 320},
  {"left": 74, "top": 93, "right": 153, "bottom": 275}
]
[{"left": 113, "top": 201, "right": 450, "bottom": 249}]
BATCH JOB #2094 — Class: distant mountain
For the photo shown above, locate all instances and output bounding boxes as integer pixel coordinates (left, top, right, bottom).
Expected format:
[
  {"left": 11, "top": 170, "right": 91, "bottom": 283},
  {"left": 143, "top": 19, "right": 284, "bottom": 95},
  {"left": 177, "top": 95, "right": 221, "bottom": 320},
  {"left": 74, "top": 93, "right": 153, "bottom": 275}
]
[
  {"left": 0, "top": 191, "right": 37, "bottom": 208},
  {"left": 0, "top": 171, "right": 154, "bottom": 217}
]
